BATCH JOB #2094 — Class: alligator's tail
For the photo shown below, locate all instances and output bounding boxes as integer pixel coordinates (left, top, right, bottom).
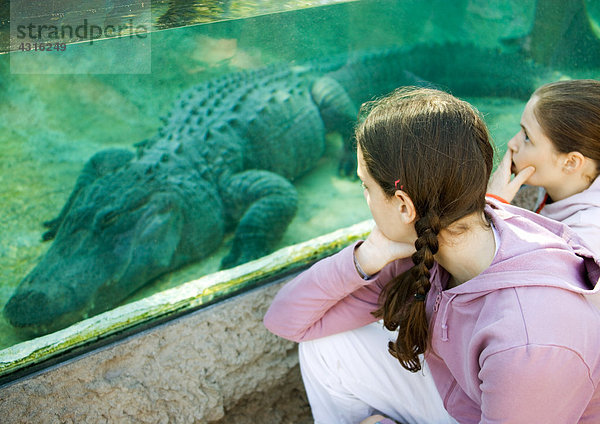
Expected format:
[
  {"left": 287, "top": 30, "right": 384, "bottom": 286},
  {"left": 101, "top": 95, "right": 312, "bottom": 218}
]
[{"left": 326, "top": 43, "right": 548, "bottom": 106}]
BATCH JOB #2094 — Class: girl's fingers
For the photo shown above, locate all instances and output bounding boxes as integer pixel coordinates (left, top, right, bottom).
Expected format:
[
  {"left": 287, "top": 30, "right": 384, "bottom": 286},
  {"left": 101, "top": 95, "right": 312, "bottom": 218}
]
[
  {"left": 512, "top": 166, "right": 535, "bottom": 187},
  {"left": 499, "top": 148, "right": 513, "bottom": 173},
  {"left": 487, "top": 150, "right": 534, "bottom": 203}
]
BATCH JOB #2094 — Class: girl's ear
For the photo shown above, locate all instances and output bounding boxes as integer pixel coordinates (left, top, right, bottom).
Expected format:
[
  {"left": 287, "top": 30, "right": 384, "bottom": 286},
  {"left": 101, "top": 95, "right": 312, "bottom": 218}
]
[
  {"left": 394, "top": 190, "right": 417, "bottom": 224},
  {"left": 563, "top": 151, "right": 585, "bottom": 174}
]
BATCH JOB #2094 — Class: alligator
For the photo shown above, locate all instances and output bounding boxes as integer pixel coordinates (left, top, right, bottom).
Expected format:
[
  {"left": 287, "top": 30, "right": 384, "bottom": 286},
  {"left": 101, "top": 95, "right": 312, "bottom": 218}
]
[{"left": 3, "top": 43, "right": 544, "bottom": 335}]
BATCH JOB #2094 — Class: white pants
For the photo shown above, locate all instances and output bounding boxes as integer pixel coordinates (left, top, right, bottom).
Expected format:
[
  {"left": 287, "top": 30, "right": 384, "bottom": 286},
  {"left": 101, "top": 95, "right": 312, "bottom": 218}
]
[{"left": 299, "top": 322, "right": 457, "bottom": 424}]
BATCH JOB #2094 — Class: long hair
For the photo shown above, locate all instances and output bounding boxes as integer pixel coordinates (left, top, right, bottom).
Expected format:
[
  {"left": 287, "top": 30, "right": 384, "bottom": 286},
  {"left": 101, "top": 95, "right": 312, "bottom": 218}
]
[
  {"left": 355, "top": 87, "right": 493, "bottom": 372},
  {"left": 533, "top": 79, "right": 600, "bottom": 175}
]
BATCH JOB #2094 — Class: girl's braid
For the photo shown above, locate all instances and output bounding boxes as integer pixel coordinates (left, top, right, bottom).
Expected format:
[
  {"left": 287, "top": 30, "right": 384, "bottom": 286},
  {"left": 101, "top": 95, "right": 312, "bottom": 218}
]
[
  {"left": 411, "top": 212, "right": 441, "bottom": 300},
  {"left": 377, "top": 211, "right": 442, "bottom": 372}
]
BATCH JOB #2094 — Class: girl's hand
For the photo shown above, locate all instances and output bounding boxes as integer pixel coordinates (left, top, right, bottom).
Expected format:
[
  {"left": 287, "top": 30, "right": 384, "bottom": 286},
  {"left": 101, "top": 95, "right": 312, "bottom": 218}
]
[
  {"left": 355, "top": 225, "right": 416, "bottom": 276},
  {"left": 487, "top": 149, "right": 535, "bottom": 203}
]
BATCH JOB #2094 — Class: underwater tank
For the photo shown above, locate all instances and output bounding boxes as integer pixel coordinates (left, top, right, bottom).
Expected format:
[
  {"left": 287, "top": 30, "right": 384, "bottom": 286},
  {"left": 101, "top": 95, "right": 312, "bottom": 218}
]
[{"left": 1, "top": 0, "right": 600, "bottom": 385}]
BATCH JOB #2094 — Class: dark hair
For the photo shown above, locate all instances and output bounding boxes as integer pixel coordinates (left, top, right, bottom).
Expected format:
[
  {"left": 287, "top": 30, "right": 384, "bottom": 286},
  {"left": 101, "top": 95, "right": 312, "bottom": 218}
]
[
  {"left": 533, "top": 79, "right": 600, "bottom": 175},
  {"left": 356, "top": 87, "right": 493, "bottom": 372}
]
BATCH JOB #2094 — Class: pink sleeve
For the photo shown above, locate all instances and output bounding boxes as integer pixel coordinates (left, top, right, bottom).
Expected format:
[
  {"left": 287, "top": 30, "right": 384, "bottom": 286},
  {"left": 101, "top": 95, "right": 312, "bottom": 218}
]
[
  {"left": 479, "top": 345, "right": 594, "bottom": 423},
  {"left": 263, "top": 242, "right": 412, "bottom": 342}
]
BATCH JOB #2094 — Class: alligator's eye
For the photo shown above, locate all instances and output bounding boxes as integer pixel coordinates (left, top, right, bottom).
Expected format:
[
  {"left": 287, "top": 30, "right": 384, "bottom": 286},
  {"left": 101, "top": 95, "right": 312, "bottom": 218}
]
[{"left": 97, "top": 210, "right": 120, "bottom": 228}]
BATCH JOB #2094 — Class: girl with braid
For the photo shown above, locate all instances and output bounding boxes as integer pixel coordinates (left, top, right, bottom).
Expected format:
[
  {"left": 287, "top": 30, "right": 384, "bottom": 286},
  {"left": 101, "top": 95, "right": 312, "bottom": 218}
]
[
  {"left": 264, "top": 87, "right": 600, "bottom": 424},
  {"left": 487, "top": 79, "right": 600, "bottom": 255}
]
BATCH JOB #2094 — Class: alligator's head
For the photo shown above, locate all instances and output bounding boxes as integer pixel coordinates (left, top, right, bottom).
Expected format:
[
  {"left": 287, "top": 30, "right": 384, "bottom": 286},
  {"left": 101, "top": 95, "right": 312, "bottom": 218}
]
[{"left": 4, "top": 162, "right": 223, "bottom": 335}]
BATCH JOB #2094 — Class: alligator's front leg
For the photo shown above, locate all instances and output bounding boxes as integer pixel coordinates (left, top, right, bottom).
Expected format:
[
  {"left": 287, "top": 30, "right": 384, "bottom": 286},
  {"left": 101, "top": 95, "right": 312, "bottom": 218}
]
[
  {"left": 220, "top": 170, "right": 298, "bottom": 269},
  {"left": 42, "top": 148, "right": 134, "bottom": 241}
]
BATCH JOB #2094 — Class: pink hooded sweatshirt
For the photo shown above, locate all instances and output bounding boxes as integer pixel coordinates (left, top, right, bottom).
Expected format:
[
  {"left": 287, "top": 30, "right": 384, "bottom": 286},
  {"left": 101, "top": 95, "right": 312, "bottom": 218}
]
[
  {"left": 264, "top": 200, "right": 600, "bottom": 423},
  {"left": 538, "top": 176, "right": 600, "bottom": 256}
]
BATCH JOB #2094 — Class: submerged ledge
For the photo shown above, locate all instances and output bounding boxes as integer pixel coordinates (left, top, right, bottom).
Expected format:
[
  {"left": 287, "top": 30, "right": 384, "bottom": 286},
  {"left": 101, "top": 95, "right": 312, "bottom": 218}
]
[{"left": 0, "top": 219, "right": 373, "bottom": 380}]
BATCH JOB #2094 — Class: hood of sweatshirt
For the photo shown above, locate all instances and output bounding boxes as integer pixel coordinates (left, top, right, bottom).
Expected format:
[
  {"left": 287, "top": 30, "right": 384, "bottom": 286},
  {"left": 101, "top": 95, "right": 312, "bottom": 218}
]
[
  {"left": 426, "top": 199, "right": 600, "bottom": 349},
  {"left": 540, "top": 175, "right": 600, "bottom": 223},
  {"left": 441, "top": 199, "right": 600, "bottom": 299}
]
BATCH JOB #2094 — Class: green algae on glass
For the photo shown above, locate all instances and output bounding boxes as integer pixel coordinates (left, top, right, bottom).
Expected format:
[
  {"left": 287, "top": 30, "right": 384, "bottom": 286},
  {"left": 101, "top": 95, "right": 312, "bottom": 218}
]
[
  {"left": 0, "top": 219, "right": 373, "bottom": 378},
  {"left": 154, "top": 0, "right": 359, "bottom": 31}
]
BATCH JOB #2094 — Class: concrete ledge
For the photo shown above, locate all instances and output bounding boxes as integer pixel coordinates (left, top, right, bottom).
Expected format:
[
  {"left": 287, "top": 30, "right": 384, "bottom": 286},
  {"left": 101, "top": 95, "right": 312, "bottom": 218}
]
[{"left": 0, "top": 281, "right": 311, "bottom": 423}]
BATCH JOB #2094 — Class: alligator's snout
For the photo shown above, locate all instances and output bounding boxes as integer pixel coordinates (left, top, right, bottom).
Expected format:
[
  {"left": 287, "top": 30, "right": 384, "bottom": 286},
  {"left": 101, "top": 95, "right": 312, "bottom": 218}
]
[
  {"left": 2, "top": 266, "right": 90, "bottom": 336},
  {"left": 3, "top": 290, "right": 50, "bottom": 328}
]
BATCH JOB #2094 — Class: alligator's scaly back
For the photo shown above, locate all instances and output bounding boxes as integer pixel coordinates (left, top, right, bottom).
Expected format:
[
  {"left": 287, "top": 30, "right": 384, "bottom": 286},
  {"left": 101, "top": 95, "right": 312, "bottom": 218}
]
[{"left": 150, "top": 58, "right": 354, "bottom": 181}]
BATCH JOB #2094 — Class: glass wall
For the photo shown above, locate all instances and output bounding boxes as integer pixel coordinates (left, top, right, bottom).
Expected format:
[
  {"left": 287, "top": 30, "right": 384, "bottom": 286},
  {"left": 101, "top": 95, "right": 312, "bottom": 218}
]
[{"left": 1, "top": 0, "right": 599, "bottom": 377}]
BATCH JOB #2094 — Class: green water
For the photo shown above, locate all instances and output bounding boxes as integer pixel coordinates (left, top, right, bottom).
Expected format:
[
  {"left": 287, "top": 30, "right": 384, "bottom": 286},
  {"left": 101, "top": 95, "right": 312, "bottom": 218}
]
[{"left": 1, "top": 0, "right": 599, "bottom": 350}]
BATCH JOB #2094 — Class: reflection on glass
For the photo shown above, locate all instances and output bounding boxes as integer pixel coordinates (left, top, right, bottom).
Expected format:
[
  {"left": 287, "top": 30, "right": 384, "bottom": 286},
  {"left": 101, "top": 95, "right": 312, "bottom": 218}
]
[
  {"left": 0, "top": 0, "right": 599, "bottom": 370},
  {"left": 2, "top": 0, "right": 357, "bottom": 53}
]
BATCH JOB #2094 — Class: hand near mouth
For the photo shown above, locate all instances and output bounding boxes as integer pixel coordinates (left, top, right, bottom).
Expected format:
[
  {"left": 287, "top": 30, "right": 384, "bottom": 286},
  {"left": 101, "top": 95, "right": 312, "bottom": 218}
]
[{"left": 487, "top": 149, "right": 535, "bottom": 203}]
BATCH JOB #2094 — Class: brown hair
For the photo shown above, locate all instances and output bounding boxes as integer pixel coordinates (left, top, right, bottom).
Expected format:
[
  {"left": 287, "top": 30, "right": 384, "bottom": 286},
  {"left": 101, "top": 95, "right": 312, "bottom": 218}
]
[
  {"left": 533, "top": 79, "right": 600, "bottom": 175},
  {"left": 356, "top": 87, "right": 493, "bottom": 372}
]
